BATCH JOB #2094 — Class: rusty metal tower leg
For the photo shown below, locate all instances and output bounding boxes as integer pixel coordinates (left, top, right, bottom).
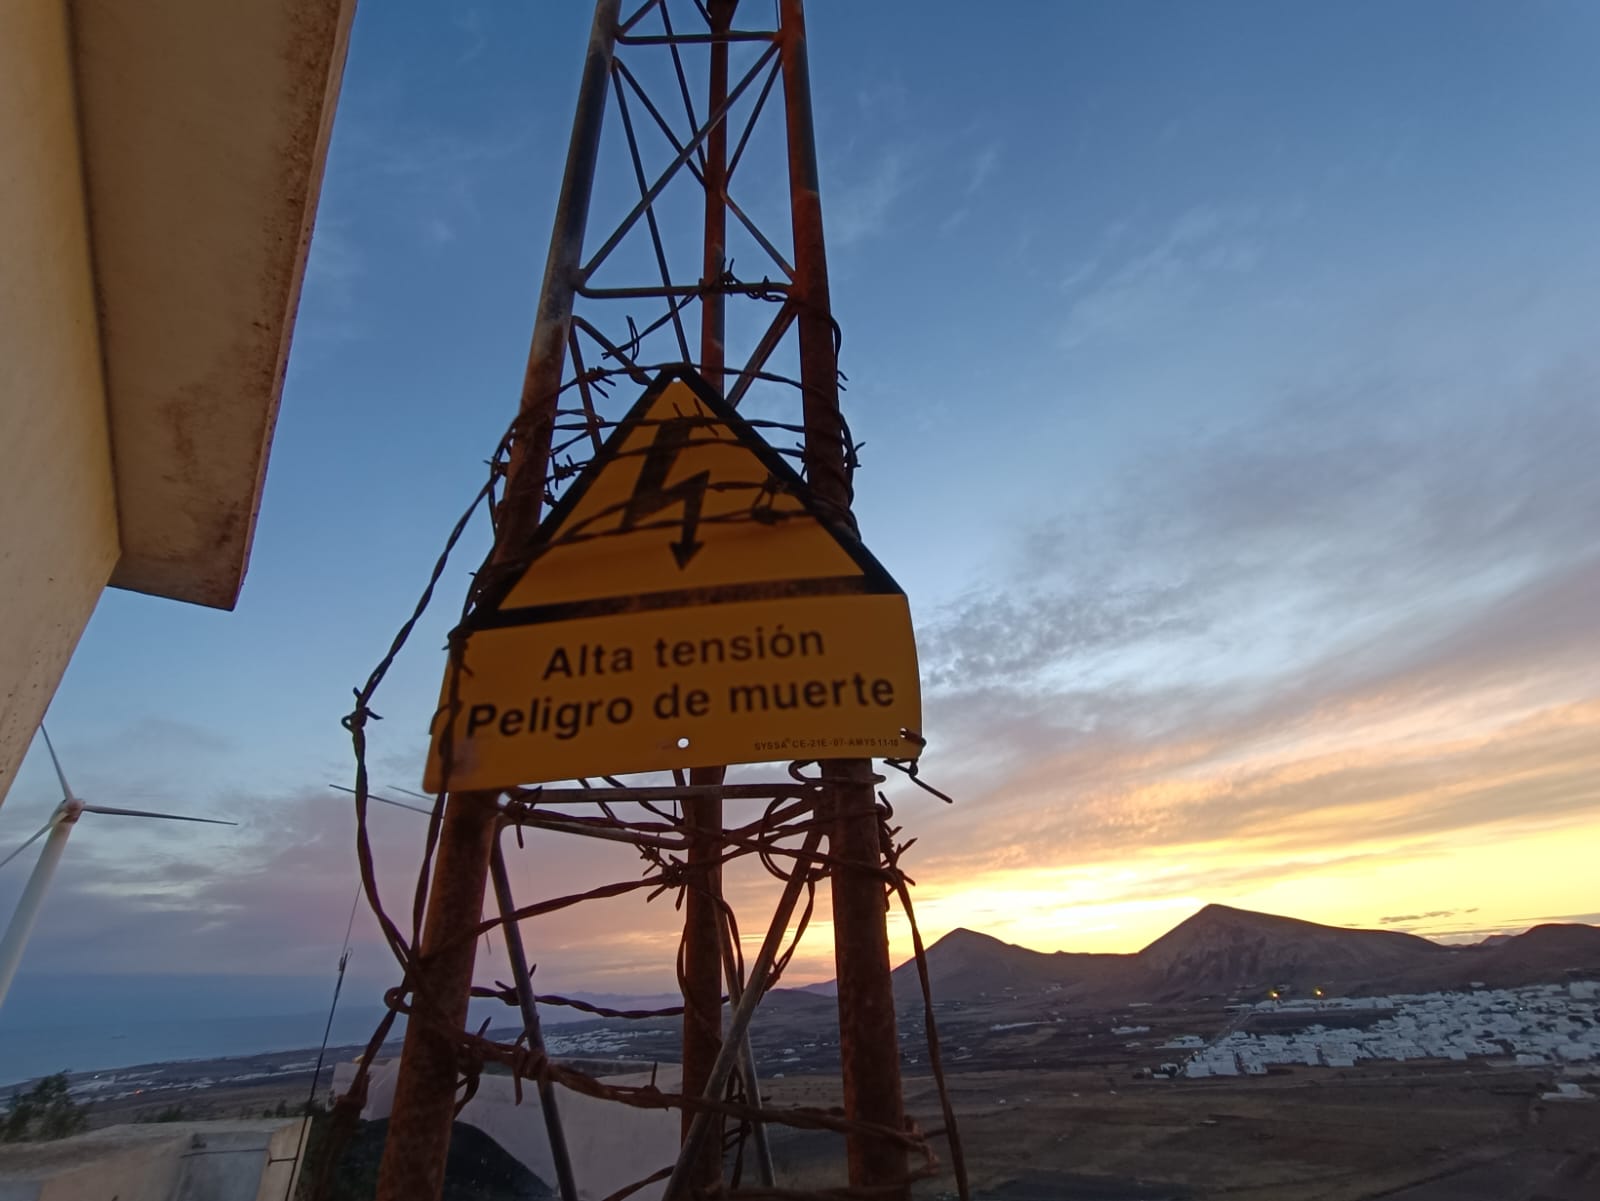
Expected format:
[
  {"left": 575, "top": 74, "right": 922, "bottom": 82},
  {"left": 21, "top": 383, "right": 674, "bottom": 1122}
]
[
  {"left": 779, "top": 2, "right": 910, "bottom": 1197},
  {"left": 490, "top": 841, "right": 580, "bottom": 1201},
  {"left": 373, "top": 4, "right": 620, "bottom": 1200},
  {"left": 700, "top": 0, "right": 734, "bottom": 397},
  {"left": 679, "top": 784, "right": 724, "bottom": 1190},
  {"left": 372, "top": 795, "right": 500, "bottom": 1201},
  {"left": 679, "top": 1, "right": 737, "bottom": 1191}
]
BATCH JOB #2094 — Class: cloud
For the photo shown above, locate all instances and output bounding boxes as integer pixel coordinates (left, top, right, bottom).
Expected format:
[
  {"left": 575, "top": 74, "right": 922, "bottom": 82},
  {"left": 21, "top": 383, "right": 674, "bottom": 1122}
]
[
  {"left": 854, "top": 82, "right": 911, "bottom": 124},
  {"left": 1377, "top": 909, "right": 1473, "bottom": 926},
  {"left": 452, "top": 7, "right": 489, "bottom": 67},
  {"left": 829, "top": 153, "right": 909, "bottom": 247},
  {"left": 902, "top": 323, "right": 1600, "bottom": 900},
  {"left": 0, "top": 774, "right": 711, "bottom": 999},
  {"left": 965, "top": 144, "right": 1000, "bottom": 197},
  {"left": 13, "top": 259, "right": 1597, "bottom": 994},
  {"left": 422, "top": 216, "right": 458, "bottom": 246},
  {"left": 303, "top": 221, "right": 365, "bottom": 301},
  {"left": 1061, "top": 205, "right": 1268, "bottom": 347},
  {"left": 935, "top": 145, "right": 1002, "bottom": 236},
  {"left": 921, "top": 584, "right": 1198, "bottom": 691}
]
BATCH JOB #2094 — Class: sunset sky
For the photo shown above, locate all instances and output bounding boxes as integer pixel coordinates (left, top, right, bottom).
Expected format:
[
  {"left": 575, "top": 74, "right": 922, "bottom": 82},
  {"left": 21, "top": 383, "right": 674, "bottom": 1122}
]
[{"left": 3, "top": 0, "right": 1599, "bottom": 1020}]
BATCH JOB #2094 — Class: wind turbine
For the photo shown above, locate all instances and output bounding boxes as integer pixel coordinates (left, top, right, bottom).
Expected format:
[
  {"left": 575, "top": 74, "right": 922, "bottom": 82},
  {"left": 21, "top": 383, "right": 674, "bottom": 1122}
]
[{"left": 0, "top": 726, "right": 236, "bottom": 1010}]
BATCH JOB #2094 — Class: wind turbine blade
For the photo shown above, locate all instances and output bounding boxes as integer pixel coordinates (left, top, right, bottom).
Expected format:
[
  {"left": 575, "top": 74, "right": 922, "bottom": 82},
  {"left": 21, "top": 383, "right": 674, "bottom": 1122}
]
[
  {"left": 328, "top": 784, "right": 434, "bottom": 818},
  {"left": 79, "top": 805, "right": 237, "bottom": 826},
  {"left": 0, "top": 820, "right": 57, "bottom": 872},
  {"left": 387, "top": 785, "right": 437, "bottom": 804},
  {"left": 38, "top": 725, "right": 76, "bottom": 802}
]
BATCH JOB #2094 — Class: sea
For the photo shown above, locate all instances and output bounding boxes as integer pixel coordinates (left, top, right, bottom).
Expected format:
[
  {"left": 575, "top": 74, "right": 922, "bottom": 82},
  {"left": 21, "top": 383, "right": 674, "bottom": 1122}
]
[
  {"left": 0, "top": 1004, "right": 401, "bottom": 1087},
  {"left": 0, "top": 972, "right": 621, "bottom": 1087}
]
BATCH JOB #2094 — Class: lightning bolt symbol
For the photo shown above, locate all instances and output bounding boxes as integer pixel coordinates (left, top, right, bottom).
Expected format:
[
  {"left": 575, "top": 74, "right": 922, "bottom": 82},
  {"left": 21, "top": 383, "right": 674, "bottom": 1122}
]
[{"left": 621, "top": 417, "right": 711, "bottom": 569}]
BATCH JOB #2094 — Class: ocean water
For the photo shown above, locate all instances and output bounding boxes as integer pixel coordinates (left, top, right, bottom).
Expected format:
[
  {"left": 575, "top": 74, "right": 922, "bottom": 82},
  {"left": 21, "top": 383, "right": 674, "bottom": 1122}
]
[
  {"left": 0, "top": 1004, "right": 402, "bottom": 1087},
  {"left": 0, "top": 973, "right": 653, "bottom": 1087}
]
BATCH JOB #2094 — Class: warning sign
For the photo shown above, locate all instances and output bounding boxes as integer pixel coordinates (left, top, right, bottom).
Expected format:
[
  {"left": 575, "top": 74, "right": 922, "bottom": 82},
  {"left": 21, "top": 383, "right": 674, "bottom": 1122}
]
[{"left": 423, "top": 367, "right": 922, "bottom": 792}]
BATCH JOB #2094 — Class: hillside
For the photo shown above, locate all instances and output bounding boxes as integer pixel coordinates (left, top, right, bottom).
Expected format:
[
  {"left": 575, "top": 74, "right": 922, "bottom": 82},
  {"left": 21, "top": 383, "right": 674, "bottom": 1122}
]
[
  {"left": 878, "top": 905, "right": 1600, "bottom": 1007},
  {"left": 888, "top": 928, "right": 1127, "bottom": 1002},
  {"left": 1424, "top": 922, "right": 1600, "bottom": 990},
  {"left": 1130, "top": 903, "right": 1451, "bottom": 999}
]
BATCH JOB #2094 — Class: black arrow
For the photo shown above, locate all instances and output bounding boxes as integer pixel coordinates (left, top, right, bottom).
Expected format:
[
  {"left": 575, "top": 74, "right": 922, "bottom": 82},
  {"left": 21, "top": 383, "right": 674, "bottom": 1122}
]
[{"left": 621, "top": 418, "right": 711, "bottom": 569}]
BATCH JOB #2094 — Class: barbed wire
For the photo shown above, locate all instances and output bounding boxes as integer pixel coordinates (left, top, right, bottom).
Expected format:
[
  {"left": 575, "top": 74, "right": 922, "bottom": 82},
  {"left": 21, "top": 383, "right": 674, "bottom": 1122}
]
[{"left": 329, "top": 358, "right": 958, "bottom": 1201}]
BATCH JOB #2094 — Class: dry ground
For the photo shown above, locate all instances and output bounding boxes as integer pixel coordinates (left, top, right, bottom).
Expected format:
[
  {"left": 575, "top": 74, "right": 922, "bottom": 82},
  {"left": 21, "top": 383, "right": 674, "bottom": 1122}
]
[
  {"left": 760, "top": 1064, "right": 1599, "bottom": 1201},
  {"left": 60, "top": 1047, "right": 1600, "bottom": 1199},
  {"left": 81, "top": 1076, "right": 316, "bottom": 1130}
]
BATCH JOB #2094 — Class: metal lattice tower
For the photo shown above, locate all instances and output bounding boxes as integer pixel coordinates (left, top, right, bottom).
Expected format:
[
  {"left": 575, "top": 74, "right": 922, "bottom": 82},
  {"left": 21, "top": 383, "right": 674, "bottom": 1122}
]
[{"left": 365, "top": 5, "right": 933, "bottom": 1199}]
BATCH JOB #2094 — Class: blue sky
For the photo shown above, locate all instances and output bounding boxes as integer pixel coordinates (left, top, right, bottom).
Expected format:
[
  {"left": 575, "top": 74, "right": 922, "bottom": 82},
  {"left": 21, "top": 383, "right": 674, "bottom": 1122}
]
[{"left": 4, "top": 1, "right": 1599, "bottom": 1022}]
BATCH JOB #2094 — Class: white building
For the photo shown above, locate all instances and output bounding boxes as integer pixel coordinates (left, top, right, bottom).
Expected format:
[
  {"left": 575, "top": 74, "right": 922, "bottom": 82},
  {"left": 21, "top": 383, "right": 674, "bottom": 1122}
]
[{"left": 1181, "top": 984, "right": 1599, "bottom": 1076}]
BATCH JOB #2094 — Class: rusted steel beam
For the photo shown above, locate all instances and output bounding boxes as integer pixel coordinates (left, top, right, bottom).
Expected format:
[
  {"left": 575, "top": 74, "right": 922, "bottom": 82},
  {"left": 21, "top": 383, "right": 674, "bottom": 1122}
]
[
  {"left": 779, "top": 3, "right": 909, "bottom": 1198},
  {"left": 617, "top": 30, "right": 773, "bottom": 45},
  {"left": 489, "top": 842, "right": 579, "bottom": 1201},
  {"left": 373, "top": 5, "right": 621, "bottom": 1201},
  {"left": 664, "top": 826, "right": 823, "bottom": 1201},
  {"left": 778, "top": 0, "right": 850, "bottom": 529},
  {"left": 717, "top": 897, "right": 777, "bottom": 1187},
  {"left": 504, "top": 782, "right": 831, "bottom": 805},
  {"left": 499, "top": 4, "right": 621, "bottom": 563},
  {"left": 821, "top": 759, "right": 907, "bottom": 1193},
  {"left": 679, "top": 4, "right": 736, "bottom": 1190},
  {"left": 679, "top": 782, "right": 724, "bottom": 1188},
  {"left": 701, "top": 0, "right": 733, "bottom": 396},
  {"left": 372, "top": 792, "right": 500, "bottom": 1201},
  {"left": 579, "top": 40, "right": 779, "bottom": 283}
]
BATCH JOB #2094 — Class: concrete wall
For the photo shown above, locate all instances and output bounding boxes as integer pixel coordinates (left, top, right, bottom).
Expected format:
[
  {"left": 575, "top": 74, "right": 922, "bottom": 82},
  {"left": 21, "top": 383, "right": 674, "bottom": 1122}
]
[
  {"left": 0, "top": 1128, "right": 179, "bottom": 1201},
  {"left": 0, "top": 1119, "right": 305, "bottom": 1201},
  {"left": 170, "top": 1120, "right": 307, "bottom": 1201},
  {"left": 0, "top": 0, "right": 120, "bottom": 801}
]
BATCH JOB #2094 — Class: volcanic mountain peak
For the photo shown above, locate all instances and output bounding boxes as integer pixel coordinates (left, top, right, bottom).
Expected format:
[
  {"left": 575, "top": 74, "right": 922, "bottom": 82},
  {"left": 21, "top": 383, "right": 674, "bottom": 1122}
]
[
  {"left": 1507, "top": 922, "right": 1600, "bottom": 948},
  {"left": 1475, "top": 922, "right": 1600, "bottom": 968},
  {"left": 928, "top": 926, "right": 1003, "bottom": 946},
  {"left": 1144, "top": 902, "right": 1439, "bottom": 950},
  {"left": 892, "top": 926, "right": 1126, "bottom": 1001},
  {"left": 924, "top": 926, "right": 1013, "bottom": 956},
  {"left": 1146, "top": 902, "right": 1432, "bottom": 944},
  {"left": 868, "top": 906, "right": 1600, "bottom": 1007},
  {"left": 912, "top": 927, "right": 1050, "bottom": 981},
  {"left": 1135, "top": 903, "right": 1443, "bottom": 992}
]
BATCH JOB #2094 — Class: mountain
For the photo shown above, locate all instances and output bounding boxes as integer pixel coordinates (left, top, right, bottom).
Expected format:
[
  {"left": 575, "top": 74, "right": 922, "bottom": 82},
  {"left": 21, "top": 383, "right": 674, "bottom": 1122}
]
[
  {"left": 1132, "top": 903, "right": 1449, "bottom": 998},
  {"left": 1465, "top": 923, "right": 1600, "bottom": 982},
  {"left": 889, "top": 927, "right": 1129, "bottom": 1002},
  {"left": 877, "top": 905, "right": 1600, "bottom": 1007}
]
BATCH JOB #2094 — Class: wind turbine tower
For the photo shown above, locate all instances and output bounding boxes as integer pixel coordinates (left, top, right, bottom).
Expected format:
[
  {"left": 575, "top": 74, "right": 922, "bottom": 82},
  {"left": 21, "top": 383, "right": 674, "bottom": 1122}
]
[{"left": 0, "top": 726, "right": 235, "bottom": 1010}]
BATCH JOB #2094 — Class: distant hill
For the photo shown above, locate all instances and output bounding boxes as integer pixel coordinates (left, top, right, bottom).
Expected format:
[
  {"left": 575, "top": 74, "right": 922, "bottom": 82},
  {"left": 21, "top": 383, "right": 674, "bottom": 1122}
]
[
  {"left": 1462, "top": 923, "right": 1600, "bottom": 983},
  {"left": 760, "top": 987, "right": 843, "bottom": 1019},
  {"left": 888, "top": 927, "right": 1130, "bottom": 1002},
  {"left": 1132, "top": 903, "right": 1450, "bottom": 999},
  {"left": 872, "top": 905, "right": 1600, "bottom": 1007}
]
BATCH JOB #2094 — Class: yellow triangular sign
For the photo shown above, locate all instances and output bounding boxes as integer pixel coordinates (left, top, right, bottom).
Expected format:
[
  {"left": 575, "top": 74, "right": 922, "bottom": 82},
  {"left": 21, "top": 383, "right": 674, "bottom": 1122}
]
[{"left": 424, "top": 368, "right": 922, "bottom": 792}]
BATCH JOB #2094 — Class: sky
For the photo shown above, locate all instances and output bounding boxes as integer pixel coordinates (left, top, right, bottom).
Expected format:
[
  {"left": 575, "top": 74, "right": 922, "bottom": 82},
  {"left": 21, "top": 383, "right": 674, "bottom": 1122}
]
[{"left": 3, "top": 0, "right": 1599, "bottom": 1027}]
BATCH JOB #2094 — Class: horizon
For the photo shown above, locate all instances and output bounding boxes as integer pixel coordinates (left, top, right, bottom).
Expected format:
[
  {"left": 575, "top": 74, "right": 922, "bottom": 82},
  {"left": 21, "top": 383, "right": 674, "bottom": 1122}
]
[
  {"left": 3, "top": 0, "right": 1599, "bottom": 1030},
  {"left": 4, "top": 900, "right": 1596, "bottom": 1038}
]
